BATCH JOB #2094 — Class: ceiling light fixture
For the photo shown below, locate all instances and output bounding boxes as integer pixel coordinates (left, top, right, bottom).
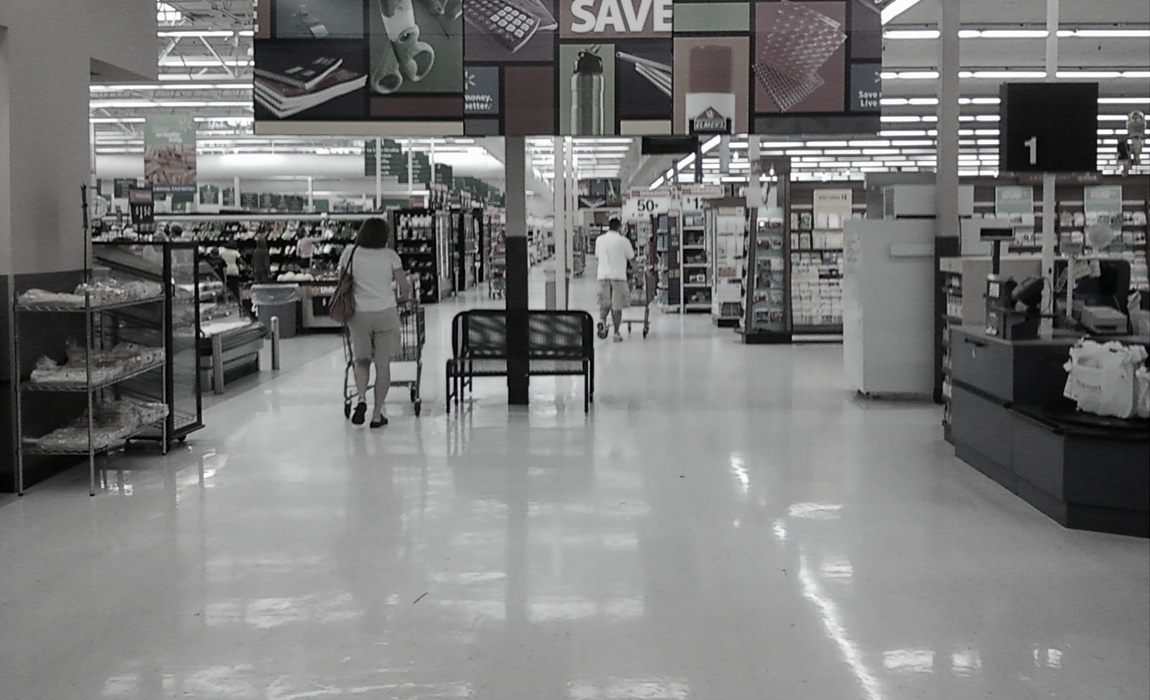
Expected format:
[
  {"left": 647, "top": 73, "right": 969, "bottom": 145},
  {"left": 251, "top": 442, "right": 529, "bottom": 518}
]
[{"left": 884, "top": 29, "right": 939, "bottom": 39}]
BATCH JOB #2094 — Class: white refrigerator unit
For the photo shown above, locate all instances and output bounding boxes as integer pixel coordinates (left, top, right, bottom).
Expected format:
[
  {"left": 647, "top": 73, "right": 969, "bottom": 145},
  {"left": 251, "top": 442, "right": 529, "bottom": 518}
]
[{"left": 843, "top": 219, "right": 936, "bottom": 396}]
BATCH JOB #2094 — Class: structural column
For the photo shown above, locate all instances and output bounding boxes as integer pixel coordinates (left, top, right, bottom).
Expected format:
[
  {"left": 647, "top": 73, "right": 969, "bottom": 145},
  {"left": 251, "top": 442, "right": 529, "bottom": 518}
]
[
  {"left": 1040, "top": 0, "right": 1059, "bottom": 333},
  {"left": 936, "top": 0, "right": 960, "bottom": 238},
  {"left": 552, "top": 135, "right": 569, "bottom": 309},
  {"left": 505, "top": 136, "right": 530, "bottom": 405}
]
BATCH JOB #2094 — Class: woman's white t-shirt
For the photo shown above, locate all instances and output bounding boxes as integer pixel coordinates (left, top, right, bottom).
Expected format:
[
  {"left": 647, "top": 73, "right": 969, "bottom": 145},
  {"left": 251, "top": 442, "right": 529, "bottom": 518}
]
[{"left": 337, "top": 245, "right": 404, "bottom": 312}]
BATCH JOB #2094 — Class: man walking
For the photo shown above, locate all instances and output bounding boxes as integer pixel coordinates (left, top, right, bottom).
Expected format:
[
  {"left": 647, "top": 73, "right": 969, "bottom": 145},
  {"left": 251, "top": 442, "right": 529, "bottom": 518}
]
[{"left": 596, "top": 217, "right": 635, "bottom": 342}]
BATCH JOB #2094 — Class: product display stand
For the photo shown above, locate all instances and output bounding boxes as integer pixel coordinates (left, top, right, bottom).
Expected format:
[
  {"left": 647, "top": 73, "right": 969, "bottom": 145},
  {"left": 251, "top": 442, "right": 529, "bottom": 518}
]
[
  {"left": 92, "top": 242, "right": 205, "bottom": 441},
  {"left": 655, "top": 212, "right": 681, "bottom": 311},
  {"left": 743, "top": 209, "right": 792, "bottom": 343},
  {"left": 452, "top": 207, "right": 480, "bottom": 291},
  {"left": 743, "top": 162, "right": 793, "bottom": 343},
  {"left": 13, "top": 290, "right": 169, "bottom": 496},
  {"left": 393, "top": 208, "right": 451, "bottom": 303},
  {"left": 680, "top": 211, "right": 711, "bottom": 312},
  {"left": 707, "top": 199, "right": 746, "bottom": 326}
]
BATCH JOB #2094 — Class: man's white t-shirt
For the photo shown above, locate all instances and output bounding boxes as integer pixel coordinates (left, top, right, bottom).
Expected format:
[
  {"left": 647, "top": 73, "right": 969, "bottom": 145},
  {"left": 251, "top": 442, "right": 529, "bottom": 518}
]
[
  {"left": 337, "top": 245, "right": 404, "bottom": 312},
  {"left": 596, "top": 230, "right": 635, "bottom": 281}
]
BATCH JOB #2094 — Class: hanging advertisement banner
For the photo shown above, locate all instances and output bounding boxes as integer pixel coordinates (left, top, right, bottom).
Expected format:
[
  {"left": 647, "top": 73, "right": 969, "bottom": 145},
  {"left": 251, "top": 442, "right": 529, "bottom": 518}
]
[
  {"left": 251, "top": 0, "right": 881, "bottom": 136},
  {"left": 144, "top": 116, "right": 197, "bottom": 194}
]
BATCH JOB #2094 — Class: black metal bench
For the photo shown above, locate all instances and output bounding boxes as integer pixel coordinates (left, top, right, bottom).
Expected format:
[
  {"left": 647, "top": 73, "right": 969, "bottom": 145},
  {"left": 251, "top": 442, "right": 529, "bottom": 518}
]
[{"left": 446, "top": 310, "right": 595, "bottom": 412}]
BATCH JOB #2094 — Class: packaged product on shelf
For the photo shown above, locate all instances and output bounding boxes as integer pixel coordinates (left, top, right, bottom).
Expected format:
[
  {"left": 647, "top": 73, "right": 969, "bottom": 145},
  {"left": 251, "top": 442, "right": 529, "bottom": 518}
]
[
  {"left": 17, "top": 289, "right": 87, "bottom": 309},
  {"left": 33, "top": 398, "right": 170, "bottom": 452},
  {"left": 27, "top": 341, "right": 164, "bottom": 387},
  {"left": 73, "top": 279, "right": 163, "bottom": 305}
]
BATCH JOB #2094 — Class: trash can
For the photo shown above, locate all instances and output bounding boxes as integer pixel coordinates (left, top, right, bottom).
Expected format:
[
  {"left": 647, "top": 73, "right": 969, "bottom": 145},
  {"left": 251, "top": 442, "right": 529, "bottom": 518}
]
[{"left": 250, "top": 284, "right": 301, "bottom": 338}]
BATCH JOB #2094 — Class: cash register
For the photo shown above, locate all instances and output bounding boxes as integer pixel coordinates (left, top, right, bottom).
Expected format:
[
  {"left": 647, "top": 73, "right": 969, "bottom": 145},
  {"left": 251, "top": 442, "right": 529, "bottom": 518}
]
[{"left": 985, "top": 274, "right": 1044, "bottom": 339}]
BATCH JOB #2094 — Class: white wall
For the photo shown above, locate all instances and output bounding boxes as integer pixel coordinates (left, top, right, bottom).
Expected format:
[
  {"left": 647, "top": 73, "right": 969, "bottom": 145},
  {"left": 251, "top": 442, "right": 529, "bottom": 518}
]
[{"left": 0, "top": 0, "right": 154, "bottom": 275}]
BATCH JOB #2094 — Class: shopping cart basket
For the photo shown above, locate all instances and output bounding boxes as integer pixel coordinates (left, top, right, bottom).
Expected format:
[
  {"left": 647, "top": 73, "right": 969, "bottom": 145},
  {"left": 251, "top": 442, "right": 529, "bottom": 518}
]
[
  {"left": 488, "top": 256, "right": 506, "bottom": 299},
  {"left": 621, "top": 265, "right": 656, "bottom": 338},
  {"left": 342, "top": 298, "right": 425, "bottom": 417}
]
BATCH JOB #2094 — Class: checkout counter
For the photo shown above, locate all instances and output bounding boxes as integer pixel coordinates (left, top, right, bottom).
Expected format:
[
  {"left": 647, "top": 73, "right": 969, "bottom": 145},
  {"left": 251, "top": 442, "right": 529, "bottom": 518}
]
[{"left": 949, "top": 258, "right": 1149, "bottom": 536}]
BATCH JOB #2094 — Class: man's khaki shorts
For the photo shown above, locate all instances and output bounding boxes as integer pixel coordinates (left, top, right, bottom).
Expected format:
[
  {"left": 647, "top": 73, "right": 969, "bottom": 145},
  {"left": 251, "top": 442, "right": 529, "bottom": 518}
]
[{"left": 598, "top": 279, "right": 630, "bottom": 312}]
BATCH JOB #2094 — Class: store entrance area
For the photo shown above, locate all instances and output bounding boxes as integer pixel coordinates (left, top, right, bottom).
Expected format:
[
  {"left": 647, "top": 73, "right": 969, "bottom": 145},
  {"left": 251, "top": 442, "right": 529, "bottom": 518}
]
[{"left": 1, "top": 261, "right": 1147, "bottom": 699}]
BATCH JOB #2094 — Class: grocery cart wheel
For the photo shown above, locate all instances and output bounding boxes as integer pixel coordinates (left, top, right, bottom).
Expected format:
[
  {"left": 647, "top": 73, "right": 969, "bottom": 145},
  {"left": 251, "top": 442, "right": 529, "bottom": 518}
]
[
  {"left": 414, "top": 399, "right": 422, "bottom": 416},
  {"left": 643, "top": 327, "right": 649, "bottom": 338},
  {"left": 343, "top": 401, "right": 351, "bottom": 419}
]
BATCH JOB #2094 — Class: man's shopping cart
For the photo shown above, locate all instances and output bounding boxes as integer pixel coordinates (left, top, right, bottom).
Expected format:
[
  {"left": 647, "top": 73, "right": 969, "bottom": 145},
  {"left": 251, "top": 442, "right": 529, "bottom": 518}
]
[
  {"left": 342, "top": 298, "right": 425, "bottom": 417},
  {"left": 621, "top": 265, "right": 656, "bottom": 338}
]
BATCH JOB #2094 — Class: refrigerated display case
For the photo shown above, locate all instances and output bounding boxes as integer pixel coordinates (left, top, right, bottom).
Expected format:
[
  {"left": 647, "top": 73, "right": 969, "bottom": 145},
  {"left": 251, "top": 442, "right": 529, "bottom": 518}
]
[{"left": 92, "top": 241, "right": 204, "bottom": 442}]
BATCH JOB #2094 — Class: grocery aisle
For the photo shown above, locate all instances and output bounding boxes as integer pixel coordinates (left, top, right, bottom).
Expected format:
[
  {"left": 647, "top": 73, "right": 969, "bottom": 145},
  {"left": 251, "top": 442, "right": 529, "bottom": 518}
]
[{"left": 0, "top": 265, "right": 1147, "bottom": 700}]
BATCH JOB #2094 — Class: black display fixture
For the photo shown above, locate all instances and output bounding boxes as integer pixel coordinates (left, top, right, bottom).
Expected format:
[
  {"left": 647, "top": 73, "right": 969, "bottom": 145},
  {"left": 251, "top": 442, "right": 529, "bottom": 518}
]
[{"left": 641, "top": 136, "right": 699, "bottom": 155}]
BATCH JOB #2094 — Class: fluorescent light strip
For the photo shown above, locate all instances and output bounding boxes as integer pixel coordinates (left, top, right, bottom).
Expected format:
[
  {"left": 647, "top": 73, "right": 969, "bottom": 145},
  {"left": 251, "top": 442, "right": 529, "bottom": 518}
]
[
  {"left": 886, "top": 28, "right": 1150, "bottom": 40},
  {"left": 91, "top": 83, "right": 252, "bottom": 92},
  {"left": 960, "top": 29, "right": 1048, "bottom": 38},
  {"left": 1060, "top": 29, "right": 1150, "bottom": 38},
  {"left": 884, "top": 29, "right": 939, "bottom": 40},
  {"left": 157, "top": 29, "right": 255, "bottom": 37}
]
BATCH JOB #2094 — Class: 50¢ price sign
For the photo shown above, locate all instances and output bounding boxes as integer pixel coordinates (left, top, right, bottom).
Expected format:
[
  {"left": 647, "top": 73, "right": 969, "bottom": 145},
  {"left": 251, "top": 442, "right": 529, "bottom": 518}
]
[{"left": 623, "top": 187, "right": 676, "bottom": 220}]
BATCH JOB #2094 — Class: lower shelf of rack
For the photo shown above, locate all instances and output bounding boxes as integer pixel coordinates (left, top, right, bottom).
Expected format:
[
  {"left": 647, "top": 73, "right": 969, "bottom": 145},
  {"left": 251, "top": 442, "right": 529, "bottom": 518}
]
[{"left": 24, "top": 418, "right": 168, "bottom": 456}]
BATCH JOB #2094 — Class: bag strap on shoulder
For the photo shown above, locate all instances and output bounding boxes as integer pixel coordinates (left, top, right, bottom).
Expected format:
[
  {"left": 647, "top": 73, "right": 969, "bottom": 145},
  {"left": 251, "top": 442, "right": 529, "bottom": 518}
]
[{"left": 344, "top": 244, "right": 358, "bottom": 275}]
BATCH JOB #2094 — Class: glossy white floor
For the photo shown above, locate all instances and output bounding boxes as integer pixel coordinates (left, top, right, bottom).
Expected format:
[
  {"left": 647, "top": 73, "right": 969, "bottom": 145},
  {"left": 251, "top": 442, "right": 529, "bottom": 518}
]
[{"left": 2, "top": 264, "right": 1148, "bottom": 700}]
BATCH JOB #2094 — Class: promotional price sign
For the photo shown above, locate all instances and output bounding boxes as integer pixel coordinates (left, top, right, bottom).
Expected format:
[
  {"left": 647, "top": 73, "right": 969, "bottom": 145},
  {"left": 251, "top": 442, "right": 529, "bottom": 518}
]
[
  {"left": 128, "top": 187, "right": 155, "bottom": 229},
  {"left": 1083, "top": 185, "right": 1122, "bottom": 226},
  {"left": 679, "top": 184, "right": 724, "bottom": 211},
  {"left": 623, "top": 187, "right": 675, "bottom": 219}
]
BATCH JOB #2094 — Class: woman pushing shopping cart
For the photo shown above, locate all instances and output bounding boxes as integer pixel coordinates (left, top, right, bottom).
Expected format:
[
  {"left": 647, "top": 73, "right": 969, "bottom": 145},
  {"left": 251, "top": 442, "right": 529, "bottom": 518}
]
[{"left": 334, "top": 218, "right": 425, "bottom": 426}]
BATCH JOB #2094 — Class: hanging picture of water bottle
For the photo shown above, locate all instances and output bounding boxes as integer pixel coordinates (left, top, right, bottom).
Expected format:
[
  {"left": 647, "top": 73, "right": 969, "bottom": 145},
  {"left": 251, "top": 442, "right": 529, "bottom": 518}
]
[{"left": 559, "top": 43, "right": 616, "bottom": 135}]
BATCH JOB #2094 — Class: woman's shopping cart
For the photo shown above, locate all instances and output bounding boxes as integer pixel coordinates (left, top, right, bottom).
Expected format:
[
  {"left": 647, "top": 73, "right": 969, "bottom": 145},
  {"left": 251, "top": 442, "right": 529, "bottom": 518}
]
[
  {"left": 621, "top": 265, "right": 656, "bottom": 338},
  {"left": 343, "top": 298, "right": 426, "bottom": 417}
]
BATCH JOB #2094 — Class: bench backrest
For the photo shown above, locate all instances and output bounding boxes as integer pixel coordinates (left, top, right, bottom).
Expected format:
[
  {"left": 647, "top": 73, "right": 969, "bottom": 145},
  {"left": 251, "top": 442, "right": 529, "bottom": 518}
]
[{"left": 453, "top": 310, "right": 594, "bottom": 360}]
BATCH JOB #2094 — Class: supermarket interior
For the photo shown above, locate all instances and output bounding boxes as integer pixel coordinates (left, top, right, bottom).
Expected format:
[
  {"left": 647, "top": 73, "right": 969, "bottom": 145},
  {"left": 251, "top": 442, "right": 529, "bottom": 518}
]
[{"left": 1, "top": 0, "right": 1149, "bottom": 698}]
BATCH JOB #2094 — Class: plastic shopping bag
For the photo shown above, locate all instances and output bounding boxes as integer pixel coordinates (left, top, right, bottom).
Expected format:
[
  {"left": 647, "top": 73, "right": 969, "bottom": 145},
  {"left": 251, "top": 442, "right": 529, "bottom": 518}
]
[
  {"left": 1063, "top": 340, "right": 1148, "bottom": 419},
  {"left": 1136, "top": 367, "right": 1150, "bottom": 419}
]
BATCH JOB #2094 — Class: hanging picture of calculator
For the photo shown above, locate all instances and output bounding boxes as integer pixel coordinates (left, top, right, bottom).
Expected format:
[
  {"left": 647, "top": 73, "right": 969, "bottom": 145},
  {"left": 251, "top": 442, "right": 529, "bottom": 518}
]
[{"left": 463, "top": 0, "right": 558, "bottom": 62}]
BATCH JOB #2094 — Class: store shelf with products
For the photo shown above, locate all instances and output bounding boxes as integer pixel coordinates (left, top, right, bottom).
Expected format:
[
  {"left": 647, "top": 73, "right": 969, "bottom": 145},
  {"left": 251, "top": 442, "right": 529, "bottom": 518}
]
[
  {"left": 130, "top": 214, "right": 365, "bottom": 287},
  {"left": 680, "top": 212, "right": 710, "bottom": 312},
  {"left": 452, "top": 208, "right": 482, "bottom": 292},
  {"left": 485, "top": 209, "right": 507, "bottom": 299},
  {"left": 654, "top": 212, "right": 681, "bottom": 311},
  {"left": 12, "top": 274, "right": 170, "bottom": 496},
  {"left": 393, "top": 208, "right": 452, "bottom": 304},
  {"left": 529, "top": 223, "right": 556, "bottom": 266},
  {"left": 706, "top": 200, "right": 745, "bottom": 327},
  {"left": 786, "top": 184, "right": 864, "bottom": 335},
  {"left": 744, "top": 213, "right": 791, "bottom": 343}
]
